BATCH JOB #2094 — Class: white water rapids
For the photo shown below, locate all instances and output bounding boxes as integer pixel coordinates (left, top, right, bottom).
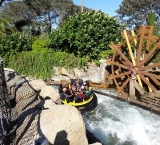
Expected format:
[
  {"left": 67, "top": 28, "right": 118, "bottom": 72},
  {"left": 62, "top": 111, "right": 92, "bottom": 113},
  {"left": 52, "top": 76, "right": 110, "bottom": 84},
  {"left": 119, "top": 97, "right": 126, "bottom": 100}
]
[
  {"left": 53, "top": 85, "right": 160, "bottom": 145},
  {"left": 83, "top": 89, "right": 160, "bottom": 145}
]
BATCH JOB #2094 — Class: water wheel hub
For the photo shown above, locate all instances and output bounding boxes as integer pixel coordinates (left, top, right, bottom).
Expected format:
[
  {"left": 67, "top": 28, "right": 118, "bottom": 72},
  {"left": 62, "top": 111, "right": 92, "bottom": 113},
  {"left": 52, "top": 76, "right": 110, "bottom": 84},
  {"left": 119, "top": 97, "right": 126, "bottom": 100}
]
[{"left": 132, "top": 66, "right": 139, "bottom": 75}]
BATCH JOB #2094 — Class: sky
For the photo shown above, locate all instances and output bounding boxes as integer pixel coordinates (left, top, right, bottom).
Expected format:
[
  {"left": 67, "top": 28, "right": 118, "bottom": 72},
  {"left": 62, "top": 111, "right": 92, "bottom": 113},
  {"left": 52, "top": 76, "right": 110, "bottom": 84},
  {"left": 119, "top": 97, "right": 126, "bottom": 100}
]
[{"left": 73, "top": 0, "right": 123, "bottom": 17}]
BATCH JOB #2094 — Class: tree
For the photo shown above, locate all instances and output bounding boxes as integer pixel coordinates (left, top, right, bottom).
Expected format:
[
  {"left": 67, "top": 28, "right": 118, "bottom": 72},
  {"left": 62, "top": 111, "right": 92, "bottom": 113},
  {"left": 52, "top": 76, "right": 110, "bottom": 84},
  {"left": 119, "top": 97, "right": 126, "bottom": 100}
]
[
  {"left": 0, "top": 0, "right": 24, "bottom": 7},
  {"left": 46, "top": 10, "right": 124, "bottom": 61},
  {"left": 0, "top": 0, "right": 5, "bottom": 6},
  {"left": 116, "top": 0, "right": 160, "bottom": 29},
  {"left": 1, "top": 2, "right": 33, "bottom": 31},
  {"left": 1, "top": 0, "right": 91, "bottom": 35},
  {"left": 0, "top": 16, "right": 16, "bottom": 38}
]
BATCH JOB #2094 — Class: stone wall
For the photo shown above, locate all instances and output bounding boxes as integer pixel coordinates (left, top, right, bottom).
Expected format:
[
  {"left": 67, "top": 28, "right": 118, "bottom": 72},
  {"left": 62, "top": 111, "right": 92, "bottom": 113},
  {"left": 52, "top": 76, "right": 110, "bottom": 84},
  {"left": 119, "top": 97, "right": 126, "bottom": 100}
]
[{"left": 50, "top": 59, "right": 112, "bottom": 88}]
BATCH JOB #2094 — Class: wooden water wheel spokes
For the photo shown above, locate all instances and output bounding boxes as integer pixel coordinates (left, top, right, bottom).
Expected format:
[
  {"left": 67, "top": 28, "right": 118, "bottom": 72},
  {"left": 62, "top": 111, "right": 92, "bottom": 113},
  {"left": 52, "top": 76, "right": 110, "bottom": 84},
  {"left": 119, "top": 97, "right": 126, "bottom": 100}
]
[{"left": 107, "top": 26, "right": 160, "bottom": 99}]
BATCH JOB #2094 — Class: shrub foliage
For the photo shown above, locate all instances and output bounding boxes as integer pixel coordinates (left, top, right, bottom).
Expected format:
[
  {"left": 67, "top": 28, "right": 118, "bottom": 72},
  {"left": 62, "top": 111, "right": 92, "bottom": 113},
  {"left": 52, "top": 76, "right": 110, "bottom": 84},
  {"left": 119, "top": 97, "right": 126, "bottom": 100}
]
[
  {"left": 0, "top": 32, "right": 33, "bottom": 56},
  {"left": 3, "top": 51, "right": 87, "bottom": 80},
  {"left": 46, "top": 10, "right": 124, "bottom": 61}
]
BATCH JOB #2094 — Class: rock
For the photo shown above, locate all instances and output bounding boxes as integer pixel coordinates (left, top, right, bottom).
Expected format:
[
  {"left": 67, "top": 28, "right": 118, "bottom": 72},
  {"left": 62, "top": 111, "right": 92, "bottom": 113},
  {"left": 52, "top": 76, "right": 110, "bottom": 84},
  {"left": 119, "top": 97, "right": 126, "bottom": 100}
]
[
  {"left": 15, "top": 82, "right": 38, "bottom": 116},
  {"left": 87, "top": 65, "right": 102, "bottom": 84},
  {"left": 40, "top": 105, "right": 88, "bottom": 145},
  {"left": 3, "top": 68, "right": 102, "bottom": 145},
  {"left": 29, "top": 79, "right": 47, "bottom": 91},
  {"left": 61, "top": 67, "right": 75, "bottom": 78},
  {"left": 39, "top": 86, "right": 61, "bottom": 104},
  {"left": 35, "top": 99, "right": 55, "bottom": 109},
  {"left": 81, "top": 77, "right": 90, "bottom": 82},
  {"left": 51, "top": 75, "right": 71, "bottom": 84},
  {"left": 50, "top": 76, "right": 62, "bottom": 84},
  {"left": 6, "top": 76, "right": 25, "bottom": 99},
  {"left": 49, "top": 59, "right": 113, "bottom": 88},
  {"left": 13, "top": 108, "right": 46, "bottom": 145},
  {"left": 53, "top": 67, "right": 61, "bottom": 76},
  {"left": 4, "top": 67, "right": 23, "bottom": 83},
  {"left": 100, "top": 60, "right": 108, "bottom": 83},
  {"left": 74, "top": 68, "right": 89, "bottom": 78}
]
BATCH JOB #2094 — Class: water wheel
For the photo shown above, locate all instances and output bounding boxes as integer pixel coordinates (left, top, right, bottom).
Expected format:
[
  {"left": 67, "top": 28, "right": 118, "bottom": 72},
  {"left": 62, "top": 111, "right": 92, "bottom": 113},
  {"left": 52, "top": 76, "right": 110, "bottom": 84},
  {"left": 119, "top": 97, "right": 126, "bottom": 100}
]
[{"left": 107, "top": 26, "right": 160, "bottom": 98}]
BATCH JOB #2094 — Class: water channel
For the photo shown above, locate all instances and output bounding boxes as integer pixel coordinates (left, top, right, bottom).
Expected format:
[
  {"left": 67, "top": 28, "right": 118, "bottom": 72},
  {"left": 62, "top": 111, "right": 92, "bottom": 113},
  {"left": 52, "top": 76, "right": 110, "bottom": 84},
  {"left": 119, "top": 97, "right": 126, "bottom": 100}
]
[
  {"left": 53, "top": 85, "right": 160, "bottom": 145},
  {"left": 83, "top": 89, "right": 160, "bottom": 145}
]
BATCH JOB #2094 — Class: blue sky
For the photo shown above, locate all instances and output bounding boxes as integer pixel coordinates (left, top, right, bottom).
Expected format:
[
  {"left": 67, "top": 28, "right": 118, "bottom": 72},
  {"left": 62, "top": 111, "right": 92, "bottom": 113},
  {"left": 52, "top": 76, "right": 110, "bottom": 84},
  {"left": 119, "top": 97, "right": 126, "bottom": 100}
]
[{"left": 73, "top": 0, "right": 122, "bottom": 17}]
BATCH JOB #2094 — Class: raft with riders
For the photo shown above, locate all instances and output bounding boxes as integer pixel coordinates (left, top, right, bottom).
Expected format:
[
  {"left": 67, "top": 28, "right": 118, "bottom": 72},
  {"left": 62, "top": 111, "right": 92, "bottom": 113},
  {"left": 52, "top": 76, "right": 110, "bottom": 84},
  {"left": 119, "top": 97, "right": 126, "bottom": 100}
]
[{"left": 59, "top": 80, "right": 98, "bottom": 113}]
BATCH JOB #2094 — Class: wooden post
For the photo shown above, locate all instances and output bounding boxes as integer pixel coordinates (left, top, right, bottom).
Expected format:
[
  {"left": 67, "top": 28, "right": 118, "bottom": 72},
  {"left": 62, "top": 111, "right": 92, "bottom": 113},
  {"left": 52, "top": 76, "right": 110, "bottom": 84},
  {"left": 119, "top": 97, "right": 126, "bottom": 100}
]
[{"left": 129, "top": 79, "right": 135, "bottom": 98}]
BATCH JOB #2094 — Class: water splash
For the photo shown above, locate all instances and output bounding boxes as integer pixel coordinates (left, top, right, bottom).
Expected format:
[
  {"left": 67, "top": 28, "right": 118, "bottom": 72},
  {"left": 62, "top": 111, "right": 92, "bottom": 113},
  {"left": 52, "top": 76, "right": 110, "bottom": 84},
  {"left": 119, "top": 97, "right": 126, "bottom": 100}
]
[{"left": 83, "top": 92, "right": 160, "bottom": 145}]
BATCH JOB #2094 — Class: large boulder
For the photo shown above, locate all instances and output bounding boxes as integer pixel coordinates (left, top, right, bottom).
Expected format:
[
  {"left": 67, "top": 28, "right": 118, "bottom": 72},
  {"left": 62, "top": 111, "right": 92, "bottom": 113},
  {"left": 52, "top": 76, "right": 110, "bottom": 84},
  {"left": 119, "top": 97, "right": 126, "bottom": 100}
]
[
  {"left": 15, "top": 81, "right": 38, "bottom": 116},
  {"left": 50, "top": 60, "right": 111, "bottom": 87},
  {"left": 4, "top": 68, "right": 24, "bottom": 97},
  {"left": 13, "top": 108, "right": 46, "bottom": 145},
  {"left": 99, "top": 59, "right": 108, "bottom": 83},
  {"left": 39, "top": 86, "right": 61, "bottom": 104},
  {"left": 29, "top": 79, "right": 47, "bottom": 91},
  {"left": 51, "top": 75, "right": 71, "bottom": 84},
  {"left": 87, "top": 64, "right": 102, "bottom": 84},
  {"left": 35, "top": 99, "right": 55, "bottom": 109},
  {"left": 74, "top": 68, "right": 89, "bottom": 78},
  {"left": 40, "top": 105, "right": 88, "bottom": 145},
  {"left": 53, "top": 66, "right": 61, "bottom": 76},
  {"left": 12, "top": 103, "right": 102, "bottom": 145},
  {"left": 61, "top": 67, "right": 75, "bottom": 79}
]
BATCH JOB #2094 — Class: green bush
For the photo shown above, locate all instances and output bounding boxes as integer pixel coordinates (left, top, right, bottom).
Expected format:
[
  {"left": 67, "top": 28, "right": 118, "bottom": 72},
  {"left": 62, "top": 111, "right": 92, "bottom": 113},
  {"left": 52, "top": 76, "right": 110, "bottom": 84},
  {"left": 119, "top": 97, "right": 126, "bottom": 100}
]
[
  {"left": 3, "top": 51, "right": 87, "bottom": 80},
  {"left": 46, "top": 10, "right": 124, "bottom": 61},
  {"left": 32, "top": 36, "right": 49, "bottom": 53},
  {"left": 0, "top": 32, "right": 33, "bottom": 57},
  {"left": 99, "top": 50, "right": 114, "bottom": 59}
]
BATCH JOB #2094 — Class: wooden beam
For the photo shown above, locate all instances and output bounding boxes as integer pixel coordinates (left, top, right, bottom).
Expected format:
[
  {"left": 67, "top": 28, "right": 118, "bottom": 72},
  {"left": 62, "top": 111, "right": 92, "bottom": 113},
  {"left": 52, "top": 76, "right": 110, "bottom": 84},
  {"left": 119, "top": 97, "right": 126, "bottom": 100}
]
[
  {"left": 139, "top": 74, "right": 157, "bottom": 92},
  {"left": 139, "top": 42, "right": 160, "bottom": 68},
  {"left": 141, "top": 71, "right": 160, "bottom": 80},
  {"left": 109, "top": 44, "right": 132, "bottom": 66},
  {"left": 134, "top": 80, "right": 145, "bottom": 95},
  {"left": 106, "top": 60, "right": 130, "bottom": 70},
  {"left": 129, "top": 79, "right": 135, "bottom": 98},
  {"left": 108, "top": 71, "right": 131, "bottom": 79},
  {"left": 116, "top": 77, "right": 130, "bottom": 95},
  {"left": 140, "top": 62, "right": 160, "bottom": 70}
]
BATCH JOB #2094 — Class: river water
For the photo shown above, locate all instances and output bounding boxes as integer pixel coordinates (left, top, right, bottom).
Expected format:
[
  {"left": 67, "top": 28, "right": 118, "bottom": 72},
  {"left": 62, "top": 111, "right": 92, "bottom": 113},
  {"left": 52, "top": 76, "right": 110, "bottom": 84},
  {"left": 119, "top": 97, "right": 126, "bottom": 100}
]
[
  {"left": 83, "top": 89, "right": 160, "bottom": 145},
  {"left": 53, "top": 85, "right": 160, "bottom": 145}
]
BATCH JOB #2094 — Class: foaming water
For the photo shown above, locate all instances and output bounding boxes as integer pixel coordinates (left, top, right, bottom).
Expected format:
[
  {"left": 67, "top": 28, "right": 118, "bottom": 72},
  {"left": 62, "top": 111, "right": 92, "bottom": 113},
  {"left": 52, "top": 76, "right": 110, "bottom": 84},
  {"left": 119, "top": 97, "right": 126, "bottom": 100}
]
[
  {"left": 52, "top": 85, "right": 160, "bottom": 145},
  {"left": 83, "top": 93, "right": 160, "bottom": 145}
]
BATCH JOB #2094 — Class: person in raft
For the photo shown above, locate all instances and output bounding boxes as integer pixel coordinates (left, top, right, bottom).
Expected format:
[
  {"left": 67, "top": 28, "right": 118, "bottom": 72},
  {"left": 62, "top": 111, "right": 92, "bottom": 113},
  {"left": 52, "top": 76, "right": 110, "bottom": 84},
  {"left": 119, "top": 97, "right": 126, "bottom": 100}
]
[
  {"left": 60, "top": 83, "right": 74, "bottom": 101},
  {"left": 61, "top": 81, "right": 92, "bottom": 102}
]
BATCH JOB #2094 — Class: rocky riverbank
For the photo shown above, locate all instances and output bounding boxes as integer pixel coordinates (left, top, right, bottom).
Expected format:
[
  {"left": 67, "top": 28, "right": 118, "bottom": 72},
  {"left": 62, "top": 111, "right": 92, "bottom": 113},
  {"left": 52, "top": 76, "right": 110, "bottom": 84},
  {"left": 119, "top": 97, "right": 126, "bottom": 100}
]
[
  {"left": 3, "top": 68, "right": 103, "bottom": 145},
  {"left": 45, "top": 60, "right": 114, "bottom": 89}
]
